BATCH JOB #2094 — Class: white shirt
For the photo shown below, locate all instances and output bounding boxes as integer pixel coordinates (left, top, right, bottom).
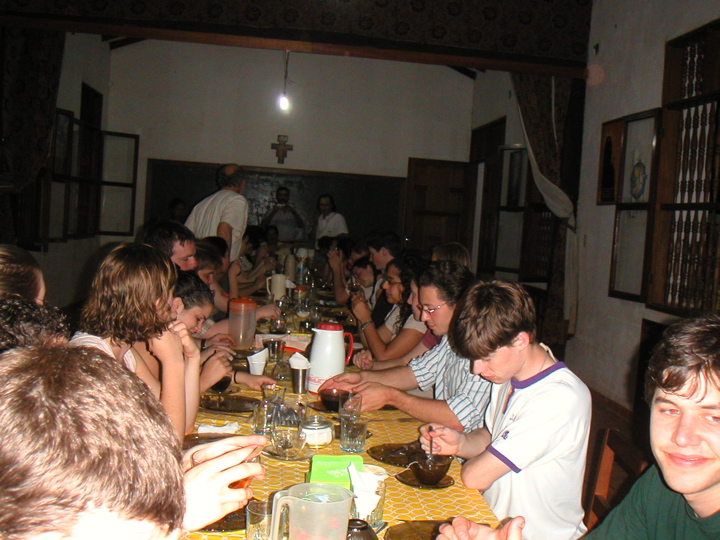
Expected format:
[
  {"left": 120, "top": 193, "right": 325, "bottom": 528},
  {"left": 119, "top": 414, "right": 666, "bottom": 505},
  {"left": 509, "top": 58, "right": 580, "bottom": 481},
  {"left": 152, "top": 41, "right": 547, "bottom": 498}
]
[
  {"left": 382, "top": 304, "right": 426, "bottom": 338},
  {"left": 264, "top": 206, "right": 302, "bottom": 242},
  {"left": 483, "top": 350, "right": 590, "bottom": 540},
  {"left": 315, "top": 212, "right": 348, "bottom": 246},
  {"left": 185, "top": 189, "right": 248, "bottom": 260}
]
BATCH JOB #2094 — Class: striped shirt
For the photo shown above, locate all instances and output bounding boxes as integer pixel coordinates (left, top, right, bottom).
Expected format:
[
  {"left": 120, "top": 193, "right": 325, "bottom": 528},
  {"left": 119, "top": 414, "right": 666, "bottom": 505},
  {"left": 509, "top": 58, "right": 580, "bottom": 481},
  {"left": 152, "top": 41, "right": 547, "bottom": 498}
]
[{"left": 409, "top": 336, "right": 491, "bottom": 431}]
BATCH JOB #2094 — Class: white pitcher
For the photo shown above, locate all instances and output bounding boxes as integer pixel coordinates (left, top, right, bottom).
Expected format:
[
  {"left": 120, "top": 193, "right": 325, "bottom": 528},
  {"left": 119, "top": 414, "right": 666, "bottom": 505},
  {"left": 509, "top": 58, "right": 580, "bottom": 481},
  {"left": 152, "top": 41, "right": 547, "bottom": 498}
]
[
  {"left": 307, "top": 323, "right": 354, "bottom": 393},
  {"left": 266, "top": 273, "right": 287, "bottom": 300}
]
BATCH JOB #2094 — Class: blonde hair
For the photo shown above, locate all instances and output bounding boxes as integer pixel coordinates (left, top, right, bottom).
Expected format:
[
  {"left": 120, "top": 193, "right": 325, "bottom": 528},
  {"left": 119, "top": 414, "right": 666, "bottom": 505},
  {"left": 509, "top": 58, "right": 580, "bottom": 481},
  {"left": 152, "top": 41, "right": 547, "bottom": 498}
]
[{"left": 81, "top": 243, "right": 176, "bottom": 344}]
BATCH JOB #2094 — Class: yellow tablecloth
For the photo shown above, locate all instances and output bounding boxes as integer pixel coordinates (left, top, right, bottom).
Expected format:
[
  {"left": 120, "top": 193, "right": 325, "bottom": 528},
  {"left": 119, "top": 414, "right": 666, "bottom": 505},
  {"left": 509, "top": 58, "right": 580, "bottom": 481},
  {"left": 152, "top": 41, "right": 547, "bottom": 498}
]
[{"left": 184, "top": 390, "right": 498, "bottom": 539}]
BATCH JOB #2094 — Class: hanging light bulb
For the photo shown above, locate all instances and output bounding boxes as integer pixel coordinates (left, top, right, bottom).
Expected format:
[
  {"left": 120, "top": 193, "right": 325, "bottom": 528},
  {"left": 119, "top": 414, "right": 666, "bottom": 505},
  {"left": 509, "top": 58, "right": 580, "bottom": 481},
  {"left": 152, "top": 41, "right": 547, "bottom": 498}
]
[
  {"left": 279, "top": 93, "right": 289, "bottom": 110},
  {"left": 278, "top": 51, "right": 290, "bottom": 111}
]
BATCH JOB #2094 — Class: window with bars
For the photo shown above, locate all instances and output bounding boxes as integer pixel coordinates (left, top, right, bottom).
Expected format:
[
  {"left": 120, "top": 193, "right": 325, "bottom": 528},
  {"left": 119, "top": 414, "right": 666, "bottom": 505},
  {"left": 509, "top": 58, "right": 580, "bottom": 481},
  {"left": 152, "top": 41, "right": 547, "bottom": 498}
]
[{"left": 648, "top": 21, "right": 720, "bottom": 313}]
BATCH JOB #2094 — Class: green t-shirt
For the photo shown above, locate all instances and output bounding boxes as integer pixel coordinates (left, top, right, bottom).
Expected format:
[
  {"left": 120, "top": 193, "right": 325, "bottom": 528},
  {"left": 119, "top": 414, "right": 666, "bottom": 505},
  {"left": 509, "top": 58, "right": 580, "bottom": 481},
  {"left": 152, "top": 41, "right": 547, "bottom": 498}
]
[{"left": 587, "top": 465, "right": 720, "bottom": 539}]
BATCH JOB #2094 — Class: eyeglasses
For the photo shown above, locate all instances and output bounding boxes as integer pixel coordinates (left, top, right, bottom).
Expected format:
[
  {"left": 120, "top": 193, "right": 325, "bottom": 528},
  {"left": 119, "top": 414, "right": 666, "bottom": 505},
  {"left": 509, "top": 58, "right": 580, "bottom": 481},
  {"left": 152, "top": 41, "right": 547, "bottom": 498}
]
[{"left": 420, "top": 302, "right": 447, "bottom": 314}]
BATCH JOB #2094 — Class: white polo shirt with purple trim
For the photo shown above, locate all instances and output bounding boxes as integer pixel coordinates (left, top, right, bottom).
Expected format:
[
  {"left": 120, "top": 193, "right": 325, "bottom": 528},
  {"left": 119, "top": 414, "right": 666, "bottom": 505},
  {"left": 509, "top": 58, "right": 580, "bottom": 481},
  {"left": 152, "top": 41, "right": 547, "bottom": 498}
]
[{"left": 482, "top": 345, "right": 591, "bottom": 540}]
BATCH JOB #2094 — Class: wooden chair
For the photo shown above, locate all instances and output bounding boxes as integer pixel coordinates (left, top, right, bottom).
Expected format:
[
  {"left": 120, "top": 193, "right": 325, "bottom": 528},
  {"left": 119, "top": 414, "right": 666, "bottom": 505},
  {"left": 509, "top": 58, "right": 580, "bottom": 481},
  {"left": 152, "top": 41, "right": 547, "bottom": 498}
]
[{"left": 584, "top": 428, "right": 650, "bottom": 531}]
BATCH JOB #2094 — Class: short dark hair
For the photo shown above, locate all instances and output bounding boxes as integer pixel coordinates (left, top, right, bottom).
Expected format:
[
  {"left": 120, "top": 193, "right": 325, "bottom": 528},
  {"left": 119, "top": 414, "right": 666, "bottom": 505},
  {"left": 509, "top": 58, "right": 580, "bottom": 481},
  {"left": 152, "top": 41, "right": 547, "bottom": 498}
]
[
  {"left": 0, "top": 244, "right": 42, "bottom": 301},
  {"left": 418, "top": 261, "right": 475, "bottom": 306},
  {"left": 449, "top": 280, "right": 537, "bottom": 360},
  {"left": 318, "top": 235, "right": 334, "bottom": 251},
  {"left": 351, "top": 255, "right": 375, "bottom": 272},
  {"left": 175, "top": 270, "right": 214, "bottom": 310},
  {"left": 386, "top": 254, "right": 428, "bottom": 334},
  {"left": 243, "top": 226, "right": 264, "bottom": 251},
  {"left": 139, "top": 220, "right": 195, "bottom": 259},
  {"left": 276, "top": 186, "right": 290, "bottom": 197},
  {"left": 194, "top": 240, "right": 223, "bottom": 272},
  {"left": 0, "top": 295, "right": 70, "bottom": 354},
  {"left": 203, "top": 236, "right": 229, "bottom": 257},
  {"left": 0, "top": 343, "right": 184, "bottom": 538},
  {"left": 645, "top": 315, "right": 720, "bottom": 403},
  {"left": 216, "top": 163, "right": 246, "bottom": 188},
  {"left": 366, "top": 230, "right": 401, "bottom": 258}
]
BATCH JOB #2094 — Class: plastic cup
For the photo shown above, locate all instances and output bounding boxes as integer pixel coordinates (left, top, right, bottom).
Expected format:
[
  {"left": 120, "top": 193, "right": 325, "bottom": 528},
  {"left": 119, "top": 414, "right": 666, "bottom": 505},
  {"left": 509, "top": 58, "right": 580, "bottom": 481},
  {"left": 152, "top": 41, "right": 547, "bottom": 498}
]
[{"left": 248, "top": 359, "right": 266, "bottom": 376}]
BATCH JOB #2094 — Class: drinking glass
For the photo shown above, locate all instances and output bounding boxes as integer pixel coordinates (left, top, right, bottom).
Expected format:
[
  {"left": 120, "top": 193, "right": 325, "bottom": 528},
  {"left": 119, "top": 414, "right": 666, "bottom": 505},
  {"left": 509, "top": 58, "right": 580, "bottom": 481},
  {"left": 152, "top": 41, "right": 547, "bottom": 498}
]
[
  {"left": 246, "top": 499, "right": 273, "bottom": 540},
  {"left": 340, "top": 415, "right": 368, "bottom": 453},
  {"left": 271, "top": 401, "right": 307, "bottom": 459}
]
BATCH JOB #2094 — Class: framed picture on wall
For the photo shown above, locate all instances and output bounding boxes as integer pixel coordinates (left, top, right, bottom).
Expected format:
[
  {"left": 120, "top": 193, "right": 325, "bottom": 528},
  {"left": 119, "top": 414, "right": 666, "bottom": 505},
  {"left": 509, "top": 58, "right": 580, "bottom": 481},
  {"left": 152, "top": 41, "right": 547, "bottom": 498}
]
[
  {"left": 597, "top": 118, "right": 624, "bottom": 204},
  {"left": 619, "top": 109, "right": 660, "bottom": 203}
]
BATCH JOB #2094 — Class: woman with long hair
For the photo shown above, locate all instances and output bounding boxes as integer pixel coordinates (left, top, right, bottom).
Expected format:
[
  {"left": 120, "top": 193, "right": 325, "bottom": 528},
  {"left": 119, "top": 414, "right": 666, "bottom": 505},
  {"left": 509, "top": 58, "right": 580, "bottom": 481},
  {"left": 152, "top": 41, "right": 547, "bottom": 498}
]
[{"left": 350, "top": 255, "right": 427, "bottom": 361}]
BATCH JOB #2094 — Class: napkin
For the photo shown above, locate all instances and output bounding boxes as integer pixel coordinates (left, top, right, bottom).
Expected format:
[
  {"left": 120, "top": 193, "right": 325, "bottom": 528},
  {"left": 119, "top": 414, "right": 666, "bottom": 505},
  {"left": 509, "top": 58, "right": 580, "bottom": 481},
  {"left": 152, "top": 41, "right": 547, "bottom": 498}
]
[
  {"left": 285, "top": 278, "right": 296, "bottom": 288},
  {"left": 288, "top": 352, "right": 310, "bottom": 369},
  {"left": 197, "top": 422, "right": 241, "bottom": 434},
  {"left": 247, "top": 348, "right": 269, "bottom": 363},
  {"left": 348, "top": 463, "right": 386, "bottom": 519}
]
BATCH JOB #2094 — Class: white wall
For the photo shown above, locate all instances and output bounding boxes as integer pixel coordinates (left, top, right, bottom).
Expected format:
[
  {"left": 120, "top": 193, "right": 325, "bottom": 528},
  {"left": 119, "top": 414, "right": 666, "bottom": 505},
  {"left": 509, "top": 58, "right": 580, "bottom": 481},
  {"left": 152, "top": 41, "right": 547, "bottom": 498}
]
[
  {"left": 107, "top": 41, "right": 474, "bottom": 232},
  {"left": 41, "top": 33, "right": 110, "bottom": 308},
  {"left": 565, "top": 1, "right": 720, "bottom": 408}
]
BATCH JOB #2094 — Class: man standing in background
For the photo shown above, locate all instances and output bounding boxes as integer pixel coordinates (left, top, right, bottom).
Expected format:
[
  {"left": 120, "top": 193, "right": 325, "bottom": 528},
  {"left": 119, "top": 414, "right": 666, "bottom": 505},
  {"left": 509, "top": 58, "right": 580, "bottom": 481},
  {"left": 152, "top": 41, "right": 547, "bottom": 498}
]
[
  {"left": 260, "top": 186, "right": 304, "bottom": 242},
  {"left": 186, "top": 164, "right": 248, "bottom": 261}
]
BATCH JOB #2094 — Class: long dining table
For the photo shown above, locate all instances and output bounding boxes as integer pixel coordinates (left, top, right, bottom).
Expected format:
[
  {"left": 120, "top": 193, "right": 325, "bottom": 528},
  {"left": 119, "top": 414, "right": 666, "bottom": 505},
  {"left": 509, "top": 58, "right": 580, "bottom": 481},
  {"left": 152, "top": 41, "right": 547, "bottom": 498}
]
[{"left": 184, "top": 385, "right": 498, "bottom": 540}]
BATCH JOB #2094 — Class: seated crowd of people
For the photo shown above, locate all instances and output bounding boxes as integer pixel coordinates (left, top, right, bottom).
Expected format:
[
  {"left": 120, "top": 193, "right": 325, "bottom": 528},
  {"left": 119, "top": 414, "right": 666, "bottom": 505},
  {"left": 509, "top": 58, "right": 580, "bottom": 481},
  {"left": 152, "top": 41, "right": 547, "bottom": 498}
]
[{"left": 0, "top": 178, "right": 718, "bottom": 538}]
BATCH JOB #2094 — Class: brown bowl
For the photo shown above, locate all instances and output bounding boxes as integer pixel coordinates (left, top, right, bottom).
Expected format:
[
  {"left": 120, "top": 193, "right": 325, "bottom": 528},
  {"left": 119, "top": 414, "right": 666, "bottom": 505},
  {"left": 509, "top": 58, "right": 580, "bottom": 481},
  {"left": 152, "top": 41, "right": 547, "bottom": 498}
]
[
  {"left": 409, "top": 454, "right": 453, "bottom": 486},
  {"left": 318, "top": 388, "right": 350, "bottom": 412}
]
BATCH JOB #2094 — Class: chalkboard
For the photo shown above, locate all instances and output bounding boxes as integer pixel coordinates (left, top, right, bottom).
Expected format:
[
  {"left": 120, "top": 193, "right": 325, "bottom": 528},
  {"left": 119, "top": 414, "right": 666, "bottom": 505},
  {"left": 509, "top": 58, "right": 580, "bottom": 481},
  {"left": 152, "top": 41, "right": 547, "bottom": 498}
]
[{"left": 145, "top": 159, "right": 405, "bottom": 241}]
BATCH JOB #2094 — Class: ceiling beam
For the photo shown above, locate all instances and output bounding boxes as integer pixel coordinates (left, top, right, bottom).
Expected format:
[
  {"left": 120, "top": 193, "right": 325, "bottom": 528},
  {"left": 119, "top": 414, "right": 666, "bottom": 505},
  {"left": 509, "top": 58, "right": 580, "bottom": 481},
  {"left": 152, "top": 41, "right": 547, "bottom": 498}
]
[{"left": 0, "top": 14, "right": 588, "bottom": 80}]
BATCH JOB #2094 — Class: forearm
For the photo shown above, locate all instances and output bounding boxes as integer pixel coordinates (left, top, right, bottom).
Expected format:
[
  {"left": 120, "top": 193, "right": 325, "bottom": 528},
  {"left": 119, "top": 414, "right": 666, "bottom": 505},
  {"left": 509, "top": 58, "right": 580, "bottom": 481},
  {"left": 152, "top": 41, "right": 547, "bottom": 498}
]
[
  {"left": 362, "top": 366, "right": 418, "bottom": 391},
  {"left": 159, "top": 360, "right": 188, "bottom": 442},
  {"left": 392, "top": 393, "right": 465, "bottom": 431},
  {"left": 372, "top": 342, "right": 429, "bottom": 370},
  {"left": 332, "top": 268, "right": 350, "bottom": 305},
  {"left": 184, "top": 356, "right": 202, "bottom": 433}
]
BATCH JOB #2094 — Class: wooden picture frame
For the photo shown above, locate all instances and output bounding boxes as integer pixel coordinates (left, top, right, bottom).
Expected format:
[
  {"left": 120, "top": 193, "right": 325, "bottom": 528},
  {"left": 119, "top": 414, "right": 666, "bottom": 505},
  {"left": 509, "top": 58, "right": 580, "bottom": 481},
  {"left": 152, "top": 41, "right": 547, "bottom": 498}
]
[
  {"left": 597, "top": 118, "right": 624, "bottom": 204},
  {"left": 609, "top": 206, "right": 649, "bottom": 301}
]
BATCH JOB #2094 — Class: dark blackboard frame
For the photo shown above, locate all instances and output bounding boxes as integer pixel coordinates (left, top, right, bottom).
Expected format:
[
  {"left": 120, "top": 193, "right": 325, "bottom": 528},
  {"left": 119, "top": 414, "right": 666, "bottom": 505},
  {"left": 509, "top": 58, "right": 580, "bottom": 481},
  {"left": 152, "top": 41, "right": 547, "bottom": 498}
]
[{"left": 145, "top": 159, "right": 406, "bottom": 241}]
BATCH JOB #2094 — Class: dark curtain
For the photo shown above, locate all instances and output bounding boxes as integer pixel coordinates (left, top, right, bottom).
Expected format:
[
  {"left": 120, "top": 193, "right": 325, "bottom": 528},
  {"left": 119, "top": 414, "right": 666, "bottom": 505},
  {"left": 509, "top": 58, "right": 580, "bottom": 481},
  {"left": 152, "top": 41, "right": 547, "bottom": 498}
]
[
  {"left": 0, "top": 26, "right": 65, "bottom": 245},
  {"left": 511, "top": 73, "right": 575, "bottom": 348}
]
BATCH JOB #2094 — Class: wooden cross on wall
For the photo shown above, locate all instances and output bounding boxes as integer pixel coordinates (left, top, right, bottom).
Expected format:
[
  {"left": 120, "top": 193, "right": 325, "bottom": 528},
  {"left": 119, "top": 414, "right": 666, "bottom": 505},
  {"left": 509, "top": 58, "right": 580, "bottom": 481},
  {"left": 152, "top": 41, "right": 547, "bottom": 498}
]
[{"left": 271, "top": 135, "right": 293, "bottom": 164}]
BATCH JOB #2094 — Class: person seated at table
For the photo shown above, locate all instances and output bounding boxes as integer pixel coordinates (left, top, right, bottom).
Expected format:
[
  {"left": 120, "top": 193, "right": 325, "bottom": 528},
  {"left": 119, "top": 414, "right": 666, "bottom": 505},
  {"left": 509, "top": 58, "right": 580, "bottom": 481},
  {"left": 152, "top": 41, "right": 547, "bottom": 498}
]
[
  {"left": 232, "top": 226, "right": 276, "bottom": 296},
  {"left": 132, "top": 271, "right": 275, "bottom": 396},
  {"left": 0, "top": 294, "right": 70, "bottom": 353},
  {"left": 421, "top": 280, "right": 590, "bottom": 540},
  {"left": 327, "top": 239, "right": 373, "bottom": 306},
  {"left": 0, "top": 243, "right": 46, "bottom": 303},
  {"left": 432, "top": 241, "right": 471, "bottom": 268},
  {"left": 197, "top": 237, "right": 279, "bottom": 324},
  {"left": 352, "top": 263, "right": 431, "bottom": 371},
  {"left": 73, "top": 242, "right": 200, "bottom": 440},
  {"left": 321, "top": 261, "right": 489, "bottom": 432},
  {"left": 138, "top": 219, "right": 197, "bottom": 271},
  {"left": 0, "top": 342, "right": 268, "bottom": 538},
  {"left": 437, "top": 314, "right": 720, "bottom": 540},
  {"left": 351, "top": 255, "right": 427, "bottom": 362}
]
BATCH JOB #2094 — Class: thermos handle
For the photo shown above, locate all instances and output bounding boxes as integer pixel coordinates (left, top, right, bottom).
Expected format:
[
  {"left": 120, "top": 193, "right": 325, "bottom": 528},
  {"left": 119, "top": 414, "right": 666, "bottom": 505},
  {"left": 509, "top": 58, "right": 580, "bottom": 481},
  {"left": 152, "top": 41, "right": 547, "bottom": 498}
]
[
  {"left": 266, "top": 276, "right": 272, "bottom": 295},
  {"left": 268, "top": 492, "right": 290, "bottom": 540},
  {"left": 343, "top": 332, "right": 354, "bottom": 365}
]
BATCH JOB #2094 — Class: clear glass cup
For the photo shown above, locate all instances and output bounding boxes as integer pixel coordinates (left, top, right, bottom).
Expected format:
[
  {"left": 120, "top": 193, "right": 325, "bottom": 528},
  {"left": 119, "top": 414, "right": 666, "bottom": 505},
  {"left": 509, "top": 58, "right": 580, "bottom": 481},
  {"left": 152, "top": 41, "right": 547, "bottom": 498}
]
[
  {"left": 340, "top": 414, "right": 368, "bottom": 453},
  {"left": 246, "top": 499, "right": 273, "bottom": 540},
  {"left": 271, "top": 401, "right": 307, "bottom": 459}
]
